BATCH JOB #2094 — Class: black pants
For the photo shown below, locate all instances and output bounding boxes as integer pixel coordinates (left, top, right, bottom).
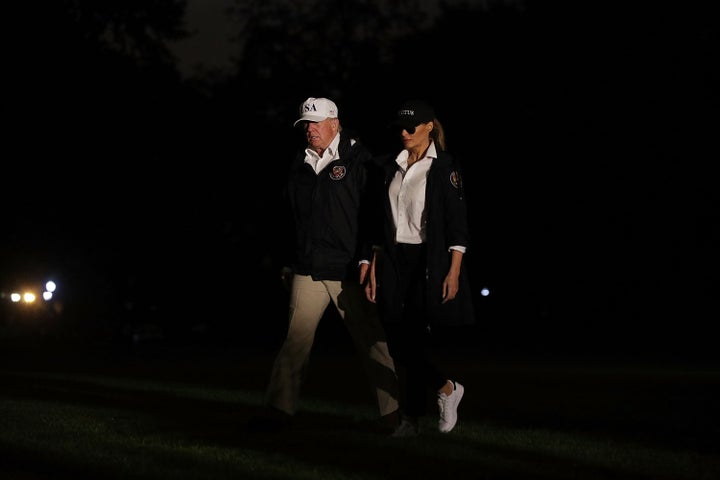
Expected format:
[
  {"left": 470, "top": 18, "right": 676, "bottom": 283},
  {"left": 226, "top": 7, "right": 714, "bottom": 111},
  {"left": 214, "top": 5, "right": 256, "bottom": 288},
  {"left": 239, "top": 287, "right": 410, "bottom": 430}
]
[{"left": 383, "top": 243, "right": 447, "bottom": 418}]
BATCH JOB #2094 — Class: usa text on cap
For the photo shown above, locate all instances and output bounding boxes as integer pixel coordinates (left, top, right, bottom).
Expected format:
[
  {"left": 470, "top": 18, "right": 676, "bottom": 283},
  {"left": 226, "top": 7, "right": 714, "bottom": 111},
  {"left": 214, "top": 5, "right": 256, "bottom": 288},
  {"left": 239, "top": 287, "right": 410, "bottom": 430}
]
[{"left": 294, "top": 97, "right": 339, "bottom": 126}]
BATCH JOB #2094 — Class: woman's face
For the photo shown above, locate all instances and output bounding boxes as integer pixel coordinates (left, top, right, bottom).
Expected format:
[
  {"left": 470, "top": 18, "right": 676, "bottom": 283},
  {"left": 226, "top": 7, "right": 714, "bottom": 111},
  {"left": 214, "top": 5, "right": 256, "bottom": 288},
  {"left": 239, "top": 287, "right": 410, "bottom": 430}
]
[{"left": 399, "top": 122, "right": 432, "bottom": 149}]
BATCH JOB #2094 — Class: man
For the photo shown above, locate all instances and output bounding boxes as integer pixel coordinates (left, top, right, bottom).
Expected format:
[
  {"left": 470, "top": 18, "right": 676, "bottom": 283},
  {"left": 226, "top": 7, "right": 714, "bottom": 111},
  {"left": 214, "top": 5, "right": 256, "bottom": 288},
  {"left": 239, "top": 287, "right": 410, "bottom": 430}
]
[{"left": 250, "top": 97, "right": 399, "bottom": 432}]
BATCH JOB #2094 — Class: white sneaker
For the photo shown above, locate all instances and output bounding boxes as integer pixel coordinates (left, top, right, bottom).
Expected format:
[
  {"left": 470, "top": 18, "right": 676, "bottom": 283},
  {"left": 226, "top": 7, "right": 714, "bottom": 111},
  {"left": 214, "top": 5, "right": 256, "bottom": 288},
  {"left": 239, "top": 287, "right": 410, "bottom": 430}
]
[
  {"left": 438, "top": 381, "right": 464, "bottom": 433},
  {"left": 391, "top": 417, "right": 419, "bottom": 437}
]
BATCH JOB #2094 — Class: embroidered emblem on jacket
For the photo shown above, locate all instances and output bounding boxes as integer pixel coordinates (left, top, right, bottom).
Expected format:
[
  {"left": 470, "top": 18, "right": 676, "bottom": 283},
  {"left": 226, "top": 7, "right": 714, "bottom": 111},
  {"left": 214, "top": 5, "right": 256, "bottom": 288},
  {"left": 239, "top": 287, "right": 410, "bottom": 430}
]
[
  {"left": 329, "top": 165, "right": 347, "bottom": 180},
  {"left": 450, "top": 170, "right": 462, "bottom": 189}
]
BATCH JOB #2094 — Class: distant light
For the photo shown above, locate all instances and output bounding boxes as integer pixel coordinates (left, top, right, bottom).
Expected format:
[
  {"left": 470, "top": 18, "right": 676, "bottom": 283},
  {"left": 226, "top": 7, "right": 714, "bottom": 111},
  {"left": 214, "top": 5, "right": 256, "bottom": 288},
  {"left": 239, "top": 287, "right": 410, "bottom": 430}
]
[
  {"left": 43, "top": 291, "right": 53, "bottom": 301},
  {"left": 10, "top": 293, "right": 21, "bottom": 303},
  {"left": 480, "top": 287, "right": 490, "bottom": 297},
  {"left": 46, "top": 281, "right": 57, "bottom": 293},
  {"left": 23, "top": 292, "right": 37, "bottom": 303}
]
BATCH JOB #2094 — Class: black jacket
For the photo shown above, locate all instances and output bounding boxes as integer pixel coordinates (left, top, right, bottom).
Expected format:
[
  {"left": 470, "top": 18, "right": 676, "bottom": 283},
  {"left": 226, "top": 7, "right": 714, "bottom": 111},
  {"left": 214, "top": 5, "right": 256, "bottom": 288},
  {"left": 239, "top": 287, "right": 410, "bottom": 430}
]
[
  {"left": 374, "top": 151, "right": 476, "bottom": 327},
  {"left": 284, "top": 132, "right": 375, "bottom": 281}
]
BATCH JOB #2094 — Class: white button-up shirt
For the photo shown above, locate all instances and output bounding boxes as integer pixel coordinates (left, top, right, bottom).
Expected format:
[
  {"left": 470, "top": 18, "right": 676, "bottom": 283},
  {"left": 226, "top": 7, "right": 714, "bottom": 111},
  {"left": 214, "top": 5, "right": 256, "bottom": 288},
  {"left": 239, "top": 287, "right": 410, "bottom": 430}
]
[
  {"left": 389, "top": 141, "right": 466, "bottom": 253},
  {"left": 304, "top": 133, "right": 341, "bottom": 174},
  {"left": 389, "top": 142, "right": 437, "bottom": 244}
]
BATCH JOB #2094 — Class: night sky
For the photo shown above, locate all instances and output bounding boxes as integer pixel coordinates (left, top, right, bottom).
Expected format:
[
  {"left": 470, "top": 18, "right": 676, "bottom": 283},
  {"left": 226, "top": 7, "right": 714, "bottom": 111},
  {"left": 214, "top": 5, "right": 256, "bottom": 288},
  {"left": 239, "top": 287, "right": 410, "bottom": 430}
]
[{"left": 2, "top": 1, "right": 718, "bottom": 361}]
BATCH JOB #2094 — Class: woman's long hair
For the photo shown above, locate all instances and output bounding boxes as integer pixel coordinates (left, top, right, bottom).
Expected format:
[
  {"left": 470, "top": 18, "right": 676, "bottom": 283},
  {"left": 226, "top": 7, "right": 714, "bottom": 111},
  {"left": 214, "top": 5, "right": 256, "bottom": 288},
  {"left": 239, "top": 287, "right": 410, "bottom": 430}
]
[{"left": 430, "top": 117, "right": 446, "bottom": 151}]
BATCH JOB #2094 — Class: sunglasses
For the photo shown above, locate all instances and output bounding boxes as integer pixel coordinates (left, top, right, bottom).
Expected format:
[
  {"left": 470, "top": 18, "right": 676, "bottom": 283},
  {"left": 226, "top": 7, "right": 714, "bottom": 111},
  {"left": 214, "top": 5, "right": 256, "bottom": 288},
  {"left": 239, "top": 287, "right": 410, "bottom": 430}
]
[{"left": 398, "top": 125, "right": 418, "bottom": 134}]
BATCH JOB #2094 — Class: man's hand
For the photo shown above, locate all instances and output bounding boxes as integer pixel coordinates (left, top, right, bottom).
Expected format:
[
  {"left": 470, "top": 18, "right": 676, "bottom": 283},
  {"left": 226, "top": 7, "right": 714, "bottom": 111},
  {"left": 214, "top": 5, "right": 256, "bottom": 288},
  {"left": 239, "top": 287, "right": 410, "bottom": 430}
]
[
  {"left": 280, "top": 267, "right": 294, "bottom": 292},
  {"left": 359, "top": 262, "right": 370, "bottom": 285}
]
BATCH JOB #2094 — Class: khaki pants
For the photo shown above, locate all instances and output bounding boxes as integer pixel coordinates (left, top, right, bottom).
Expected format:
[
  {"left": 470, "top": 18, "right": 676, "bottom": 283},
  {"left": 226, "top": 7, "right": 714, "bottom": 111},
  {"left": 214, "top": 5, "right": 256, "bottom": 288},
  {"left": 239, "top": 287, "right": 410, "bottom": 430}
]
[{"left": 265, "top": 274, "right": 399, "bottom": 416}]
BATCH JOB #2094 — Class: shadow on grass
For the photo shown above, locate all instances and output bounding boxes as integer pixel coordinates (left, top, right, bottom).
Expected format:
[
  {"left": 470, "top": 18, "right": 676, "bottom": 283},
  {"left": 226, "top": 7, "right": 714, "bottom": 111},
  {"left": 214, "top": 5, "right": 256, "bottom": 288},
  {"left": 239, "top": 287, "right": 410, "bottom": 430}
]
[{"left": 1, "top": 341, "right": 719, "bottom": 480}]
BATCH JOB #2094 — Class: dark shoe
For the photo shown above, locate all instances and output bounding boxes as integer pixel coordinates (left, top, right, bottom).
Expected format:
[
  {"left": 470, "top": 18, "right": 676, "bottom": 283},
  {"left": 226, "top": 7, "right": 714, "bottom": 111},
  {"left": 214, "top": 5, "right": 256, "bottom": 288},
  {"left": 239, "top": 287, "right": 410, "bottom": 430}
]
[
  {"left": 247, "top": 407, "right": 293, "bottom": 433},
  {"left": 373, "top": 409, "right": 401, "bottom": 434},
  {"left": 391, "top": 416, "right": 419, "bottom": 438}
]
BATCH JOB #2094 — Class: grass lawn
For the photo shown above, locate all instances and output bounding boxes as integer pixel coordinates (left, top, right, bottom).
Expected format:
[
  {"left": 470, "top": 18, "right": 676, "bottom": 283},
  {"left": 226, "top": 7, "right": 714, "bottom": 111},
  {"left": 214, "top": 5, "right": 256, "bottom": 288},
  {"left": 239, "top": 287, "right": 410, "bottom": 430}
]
[{"left": 1, "top": 336, "right": 719, "bottom": 480}]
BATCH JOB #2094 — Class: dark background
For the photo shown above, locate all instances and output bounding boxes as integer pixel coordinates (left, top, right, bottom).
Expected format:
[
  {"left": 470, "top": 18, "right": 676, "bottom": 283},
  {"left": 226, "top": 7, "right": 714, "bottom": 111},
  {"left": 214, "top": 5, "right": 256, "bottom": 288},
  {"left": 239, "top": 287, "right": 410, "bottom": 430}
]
[{"left": 2, "top": 0, "right": 717, "bottom": 362}]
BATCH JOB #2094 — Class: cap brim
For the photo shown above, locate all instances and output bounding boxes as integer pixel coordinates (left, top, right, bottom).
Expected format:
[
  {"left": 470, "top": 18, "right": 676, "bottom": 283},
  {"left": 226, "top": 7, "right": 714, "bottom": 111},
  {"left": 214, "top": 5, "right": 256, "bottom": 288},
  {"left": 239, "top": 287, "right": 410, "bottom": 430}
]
[
  {"left": 293, "top": 114, "right": 329, "bottom": 127},
  {"left": 389, "top": 119, "right": 418, "bottom": 130}
]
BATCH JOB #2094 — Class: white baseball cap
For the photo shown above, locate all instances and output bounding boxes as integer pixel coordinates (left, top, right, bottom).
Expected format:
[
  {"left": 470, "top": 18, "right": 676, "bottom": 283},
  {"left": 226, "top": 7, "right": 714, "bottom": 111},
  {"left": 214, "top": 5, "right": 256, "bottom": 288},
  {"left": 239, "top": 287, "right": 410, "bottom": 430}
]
[{"left": 293, "top": 97, "right": 338, "bottom": 126}]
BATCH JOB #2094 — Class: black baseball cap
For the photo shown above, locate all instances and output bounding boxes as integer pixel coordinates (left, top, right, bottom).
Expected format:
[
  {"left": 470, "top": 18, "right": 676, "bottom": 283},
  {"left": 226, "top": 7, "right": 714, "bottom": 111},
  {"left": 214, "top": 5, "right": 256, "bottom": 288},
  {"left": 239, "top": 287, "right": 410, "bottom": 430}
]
[{"left": 391, "top": 99, "right": 435, "bottom": 129}]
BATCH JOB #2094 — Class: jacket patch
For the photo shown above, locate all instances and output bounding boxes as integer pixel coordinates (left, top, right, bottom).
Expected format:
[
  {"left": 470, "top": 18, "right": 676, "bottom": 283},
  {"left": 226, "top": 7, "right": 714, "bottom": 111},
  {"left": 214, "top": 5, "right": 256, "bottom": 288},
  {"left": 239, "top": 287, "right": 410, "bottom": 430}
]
[
  {"left": 329, "top": 165, "right": 347, "bottom": 180},
  {"left": 450, "top": 170, "right": 462, "bottom": 189}
]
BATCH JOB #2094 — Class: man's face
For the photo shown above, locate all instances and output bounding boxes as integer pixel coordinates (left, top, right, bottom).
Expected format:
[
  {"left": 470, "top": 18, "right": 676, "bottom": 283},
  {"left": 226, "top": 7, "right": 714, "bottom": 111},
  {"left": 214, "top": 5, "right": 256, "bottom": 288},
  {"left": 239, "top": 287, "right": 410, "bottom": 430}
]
[{"left": 304, "top": 117, "right": 337, "bottom": 152}]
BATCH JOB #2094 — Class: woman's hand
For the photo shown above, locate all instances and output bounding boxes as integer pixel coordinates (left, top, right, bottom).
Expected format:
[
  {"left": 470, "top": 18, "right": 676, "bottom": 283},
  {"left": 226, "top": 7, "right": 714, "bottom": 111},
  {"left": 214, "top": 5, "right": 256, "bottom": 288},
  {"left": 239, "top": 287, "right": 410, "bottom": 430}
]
[
  {"left": 441, "top": 274, "right": 459, "bottom": 303},
  {"left": 441, "top": 249, "right": 463, "bottom": 303},
  {"left": 364, "top": 252, "right": 378, "bottom": 303}
]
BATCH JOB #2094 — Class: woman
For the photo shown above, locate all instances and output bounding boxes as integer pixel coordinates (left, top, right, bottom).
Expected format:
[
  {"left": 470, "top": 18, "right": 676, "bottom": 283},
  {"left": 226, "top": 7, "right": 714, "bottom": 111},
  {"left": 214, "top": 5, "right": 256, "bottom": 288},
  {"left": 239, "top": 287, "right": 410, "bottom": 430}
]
[{"left": 365, "top": 99, "right": 475, "bottom": 437}]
